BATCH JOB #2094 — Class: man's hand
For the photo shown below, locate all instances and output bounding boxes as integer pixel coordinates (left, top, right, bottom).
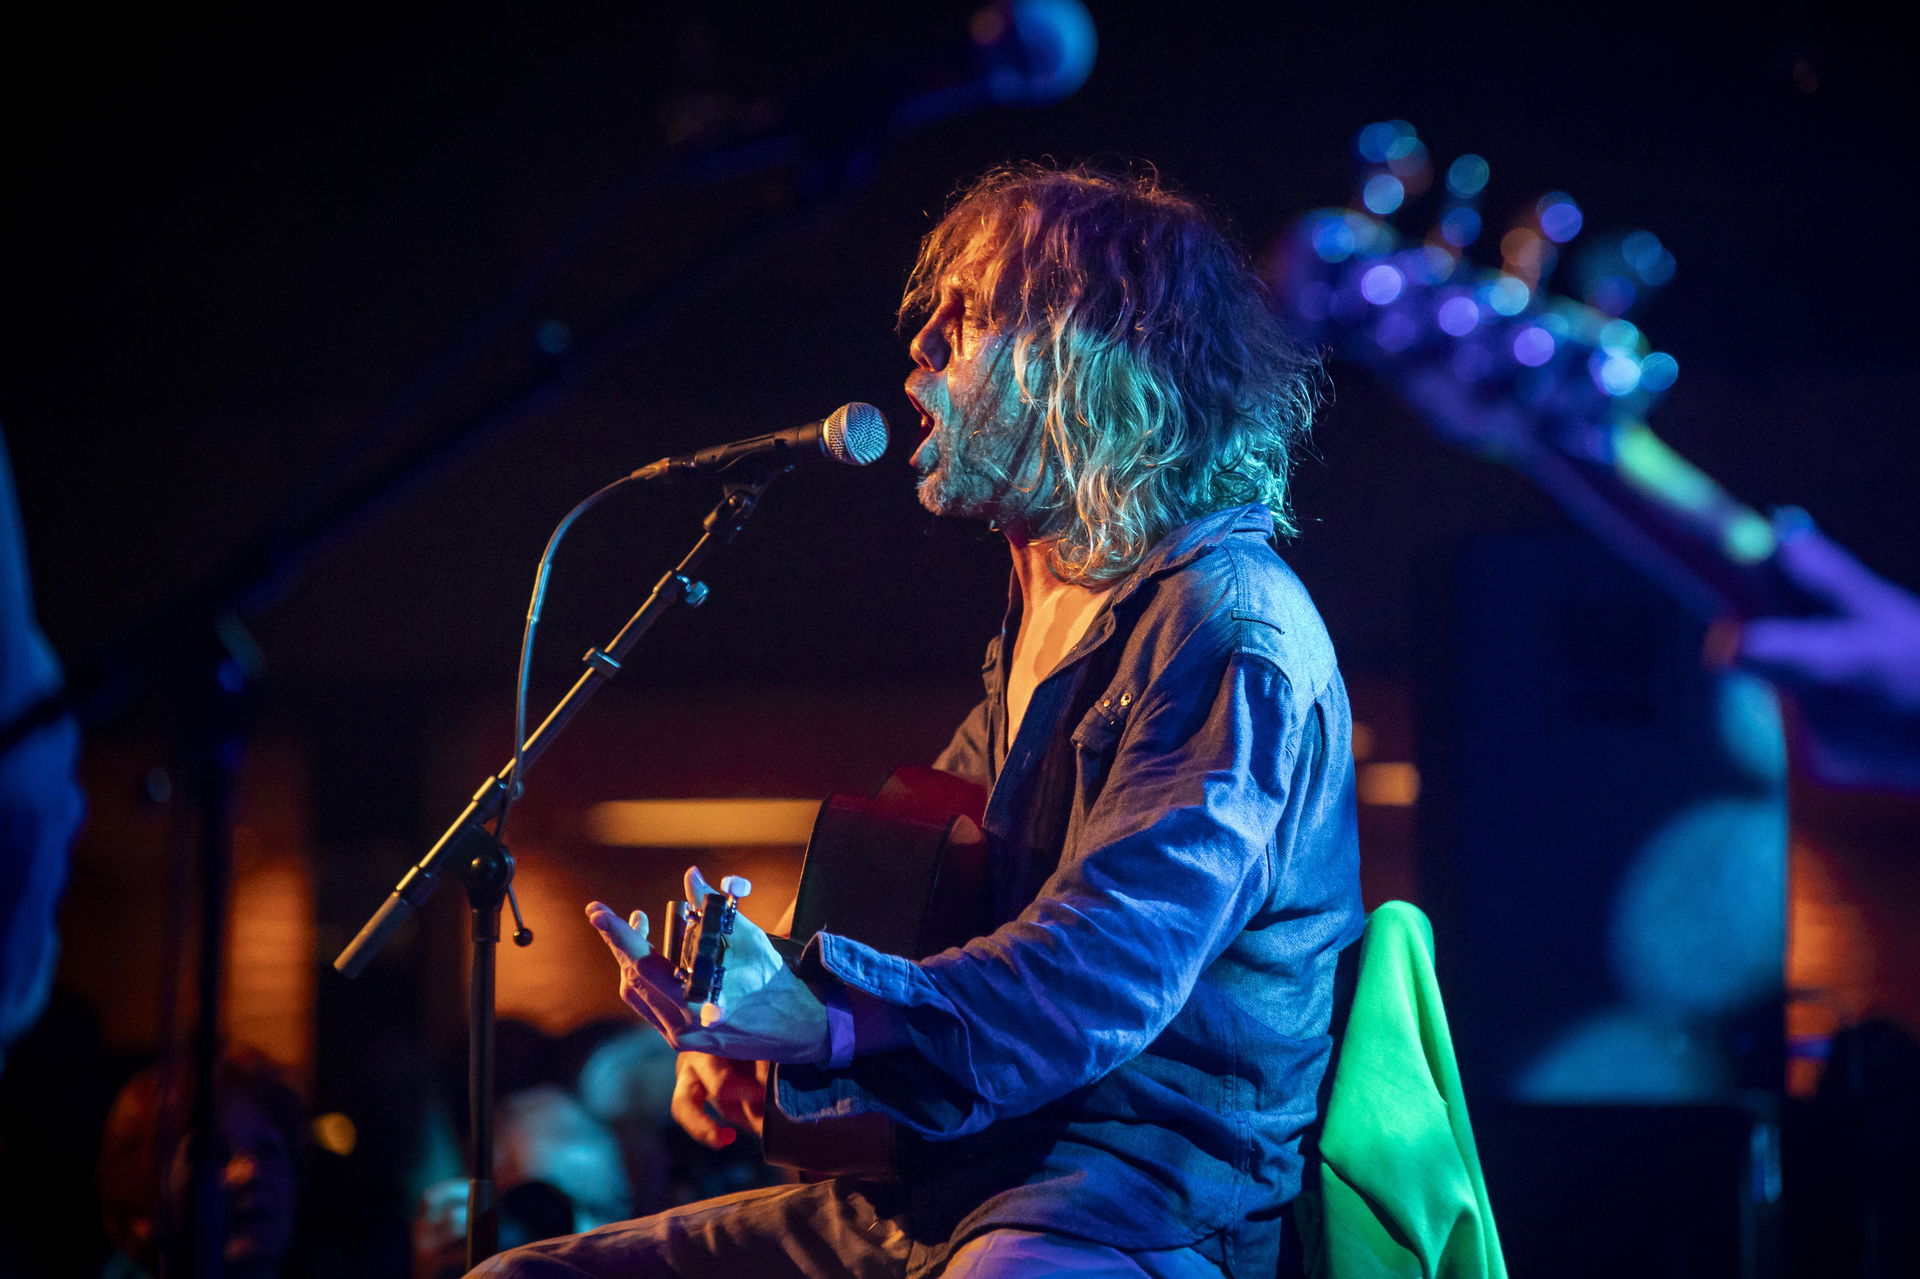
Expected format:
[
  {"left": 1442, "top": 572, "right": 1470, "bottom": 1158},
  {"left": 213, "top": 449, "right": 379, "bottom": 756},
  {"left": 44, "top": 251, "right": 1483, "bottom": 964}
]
[
  {"left": 585, "top": 866, "right": 833, "bottom": 1064},
  {"left": 671, "top": 1053, "right": 767, "bottom": 1149},
  {"left": 1732, "top": 514, "right": 1920, "bottom": 792},
  {"left": 1737, "top": 519, "right": 1920, "bottom": 711}
]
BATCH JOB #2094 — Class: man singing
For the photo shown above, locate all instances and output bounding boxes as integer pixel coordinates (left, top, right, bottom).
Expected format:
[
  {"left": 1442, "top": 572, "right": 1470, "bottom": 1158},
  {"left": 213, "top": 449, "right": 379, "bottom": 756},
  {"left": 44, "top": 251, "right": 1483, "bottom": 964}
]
[{"left": 478, "top": 162, "right": 1363, "bottom": 1278}]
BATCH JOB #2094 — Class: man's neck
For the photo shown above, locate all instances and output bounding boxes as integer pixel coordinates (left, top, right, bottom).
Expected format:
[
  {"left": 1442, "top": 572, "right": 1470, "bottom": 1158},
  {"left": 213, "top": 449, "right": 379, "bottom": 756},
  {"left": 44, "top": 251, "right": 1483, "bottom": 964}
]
[{"left": 1003, "top": 531, "right": 1110, "bottom": 747}]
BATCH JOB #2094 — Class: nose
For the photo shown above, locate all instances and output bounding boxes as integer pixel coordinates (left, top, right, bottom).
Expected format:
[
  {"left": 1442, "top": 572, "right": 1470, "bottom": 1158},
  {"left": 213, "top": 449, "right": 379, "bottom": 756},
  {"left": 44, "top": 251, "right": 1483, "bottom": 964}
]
[{"left": 908, "top": 312, "right": 949, "bottom": 373}]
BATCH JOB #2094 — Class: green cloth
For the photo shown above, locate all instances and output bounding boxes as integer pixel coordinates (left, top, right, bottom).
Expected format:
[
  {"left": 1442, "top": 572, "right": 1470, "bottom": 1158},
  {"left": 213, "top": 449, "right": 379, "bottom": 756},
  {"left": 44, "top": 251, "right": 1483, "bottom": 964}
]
[{"left": 1295, "top": 902, "right": 1507, "bottom": 1279}]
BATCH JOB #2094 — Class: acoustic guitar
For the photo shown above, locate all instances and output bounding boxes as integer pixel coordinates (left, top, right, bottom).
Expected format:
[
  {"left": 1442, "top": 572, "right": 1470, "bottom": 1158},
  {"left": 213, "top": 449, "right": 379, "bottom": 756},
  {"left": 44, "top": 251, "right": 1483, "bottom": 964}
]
[{"left": 666, "top": 765, "right": 991, "bottom": 1178}]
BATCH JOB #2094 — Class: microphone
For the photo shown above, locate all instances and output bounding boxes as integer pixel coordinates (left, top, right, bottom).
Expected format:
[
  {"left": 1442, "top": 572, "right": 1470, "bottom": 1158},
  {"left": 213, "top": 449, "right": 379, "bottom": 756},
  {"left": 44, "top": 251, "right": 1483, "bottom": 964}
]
[{"left": 631, "top": 402, "right": 889, "bottom": 482}]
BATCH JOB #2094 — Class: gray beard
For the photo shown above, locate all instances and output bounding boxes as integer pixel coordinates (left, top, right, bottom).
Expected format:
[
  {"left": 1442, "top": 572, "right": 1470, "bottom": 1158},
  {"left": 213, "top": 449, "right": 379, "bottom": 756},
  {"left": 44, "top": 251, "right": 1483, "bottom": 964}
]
[{"left": 914, "top": 425, "right": 1043, "bottom": 525}]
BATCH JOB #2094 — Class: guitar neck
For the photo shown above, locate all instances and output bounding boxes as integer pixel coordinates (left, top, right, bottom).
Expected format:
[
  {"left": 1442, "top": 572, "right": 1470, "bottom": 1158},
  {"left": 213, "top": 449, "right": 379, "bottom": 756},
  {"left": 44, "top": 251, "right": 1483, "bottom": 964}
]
[{"left": 1517, "top": 416, "right": 1795, "bottom": 621}]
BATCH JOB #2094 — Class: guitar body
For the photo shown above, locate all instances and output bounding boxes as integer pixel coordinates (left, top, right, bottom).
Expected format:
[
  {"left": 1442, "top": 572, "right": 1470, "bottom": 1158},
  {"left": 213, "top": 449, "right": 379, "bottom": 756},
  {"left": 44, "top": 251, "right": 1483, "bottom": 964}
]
[{"left": 762, "top": 766, "right": 991, "bottom": 1179}]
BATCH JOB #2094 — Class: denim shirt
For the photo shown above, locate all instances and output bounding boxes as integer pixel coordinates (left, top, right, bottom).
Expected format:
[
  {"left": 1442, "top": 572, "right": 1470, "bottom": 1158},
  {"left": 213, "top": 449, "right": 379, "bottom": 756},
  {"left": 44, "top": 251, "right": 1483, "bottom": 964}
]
[{"left": 779, "top": 504, "right": 1363, "bottom": 1277}]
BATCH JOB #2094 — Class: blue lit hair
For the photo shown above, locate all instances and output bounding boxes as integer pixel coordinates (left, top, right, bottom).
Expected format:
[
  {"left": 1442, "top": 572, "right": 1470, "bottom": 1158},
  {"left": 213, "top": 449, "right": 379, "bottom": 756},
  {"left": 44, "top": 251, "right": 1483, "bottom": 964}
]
[{"left": 900, "top": 162, "right": 1322, "bottom": 584}]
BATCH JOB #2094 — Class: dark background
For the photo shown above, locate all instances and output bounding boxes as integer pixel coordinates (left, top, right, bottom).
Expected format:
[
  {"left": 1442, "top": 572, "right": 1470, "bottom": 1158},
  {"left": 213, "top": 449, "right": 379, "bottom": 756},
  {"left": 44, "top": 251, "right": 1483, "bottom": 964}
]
[
  {"left": 3, "top": 2, "right": 1917, "bottom": 1275},
  {"left": 4, "top": 0, "right": 1915, "bottom": 693}
]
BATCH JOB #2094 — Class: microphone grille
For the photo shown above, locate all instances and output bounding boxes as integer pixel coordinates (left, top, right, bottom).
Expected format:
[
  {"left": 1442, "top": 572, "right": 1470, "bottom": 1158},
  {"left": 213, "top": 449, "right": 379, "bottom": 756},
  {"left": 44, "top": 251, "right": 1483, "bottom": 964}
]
[{"left": 823, "top": 402, "right": 889, "bottom": 467}]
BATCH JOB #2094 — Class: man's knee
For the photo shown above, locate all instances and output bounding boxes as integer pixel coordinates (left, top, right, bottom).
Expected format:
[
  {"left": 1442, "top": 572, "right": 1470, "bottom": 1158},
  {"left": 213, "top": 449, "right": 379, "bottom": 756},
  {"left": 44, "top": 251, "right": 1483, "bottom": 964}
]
[{"left": 464, "top": 1233, "right": 595, "bottom": 1278}]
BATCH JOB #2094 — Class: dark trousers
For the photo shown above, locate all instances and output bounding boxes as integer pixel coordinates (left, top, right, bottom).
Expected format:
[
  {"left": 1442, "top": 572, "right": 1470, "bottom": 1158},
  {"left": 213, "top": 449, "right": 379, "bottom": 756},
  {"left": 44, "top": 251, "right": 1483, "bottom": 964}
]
[{"left": 468, "top": 1178, "right": 1226, "bottom": 1279}]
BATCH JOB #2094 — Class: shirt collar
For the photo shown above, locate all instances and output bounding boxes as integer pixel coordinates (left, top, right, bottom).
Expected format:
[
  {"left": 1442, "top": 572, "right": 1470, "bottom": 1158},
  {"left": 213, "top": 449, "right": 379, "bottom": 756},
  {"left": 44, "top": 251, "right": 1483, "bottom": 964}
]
[
  {"left": 993, "top": 503, "right": 1277, "bottom": 682},
  {"left": 1108, "top": 503, "right": 1275, "bottom": 607}
]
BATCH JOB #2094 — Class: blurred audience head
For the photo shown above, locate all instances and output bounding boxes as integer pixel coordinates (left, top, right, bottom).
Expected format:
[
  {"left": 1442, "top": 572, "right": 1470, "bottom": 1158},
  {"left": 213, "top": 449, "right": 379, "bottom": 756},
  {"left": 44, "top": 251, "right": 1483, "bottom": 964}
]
[{"left": 97, "top": 1045, "right": 307, "bottom": 1278}]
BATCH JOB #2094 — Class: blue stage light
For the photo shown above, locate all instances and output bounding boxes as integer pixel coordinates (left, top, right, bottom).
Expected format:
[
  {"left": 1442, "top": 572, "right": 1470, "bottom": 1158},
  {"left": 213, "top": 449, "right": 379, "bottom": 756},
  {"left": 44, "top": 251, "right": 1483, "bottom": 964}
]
[
  {"left": 1486, "top": 275, "right": 1531, "bottom": 316},
  {"left": 1311, "top": 213, "right": 1357, "bottom": 263},
  {"left": 1599, "top": 318, "right": 1642, "bottom": 355},
  {"left": 1362, "top": 174, "right": 1406, "bottom": 215},
  {"left": 1596, "top": 352, "right": 1643, "bottom": 395},
  {"left": 1639, "top": 351, "right": 1679, "bottom": 391},
  {"left": 1360, "top": 263, "right": 1405, "bottom": 305},
  {"left": 1437, "top": 294, "right": 1480, "bottom": 336},
  {"left": 1357, "top": 121, "right": 1401, "bottom": 163},
  {"left": 1621, "top": 230, "right": 1664, "bottom": 272},
  {"left": 1513, "top": 325, "right": 1556, "bottom": 367},
  {"left": 1538, "top": 192, "right": 1584, "bottom": 243},
  {"left": 1385, "top": 135, "right": 1429, "bottom": 178},
  {"left": 1447, "top": 153, "right": 1491, "bottom": 199},
  {"left": 1623, "top": 229, "right": 1677, "bottom": 285}
]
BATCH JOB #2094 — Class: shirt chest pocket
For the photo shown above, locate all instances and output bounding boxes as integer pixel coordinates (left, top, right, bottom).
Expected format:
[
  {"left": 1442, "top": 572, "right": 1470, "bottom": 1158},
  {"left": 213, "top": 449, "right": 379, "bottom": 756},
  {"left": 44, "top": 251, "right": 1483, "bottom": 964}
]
[{"left": 1070, "top": 687, "right": 1136, "bottom": 798}]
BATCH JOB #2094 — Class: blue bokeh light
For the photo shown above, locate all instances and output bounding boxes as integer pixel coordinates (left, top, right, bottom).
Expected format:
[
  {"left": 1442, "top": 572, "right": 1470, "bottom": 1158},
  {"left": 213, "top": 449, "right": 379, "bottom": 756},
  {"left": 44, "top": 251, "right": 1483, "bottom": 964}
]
[
  {"left": 1385, "top": 136, "right": 1429, "bottom": 178},
  {"left": 1357, "top": 120, "right": 1415, "bottom": 164},
  {"left": 1486, "top": 275, "right": 1531, "bottom": 316},
  {"left": 1623, "top": 229, "right": 1677, "bottom": 285},
  {"left": 1537, "top": 192, "right": 1584, "bottom": 243},
  {"left": 1595, "top": 352, "right": 1643, "bottom": 395},
  {"left": 1440, "top": 206, "right": 1482, "bottom": 247},
  {"left": 1639, "top": 351, "right": 1680, "bottom": 391},
  {"left": 1360, "top": 263, "right": 1405, "bottom": 305},
  {"left": 1447, "top": 153, "right": 1491, "bottom": 199},
  {"left": 1513, "top": 325, "right": 1556, "bottom": 367},
  {"left": 1362, "top": 173, "right": 1406, "bottom": 216},
  {"left": 1622, "top": 230, "right": 1664, "bottom": 272},
  {"left": 1437, "top": 294, "right": 1480, "bottom": 336},
  {"left": 1311, "top": 214, "right": 1357, "bottom": 263},
  {"left": 1599, "top": 318, "right": 1642, "bottom": 356}
]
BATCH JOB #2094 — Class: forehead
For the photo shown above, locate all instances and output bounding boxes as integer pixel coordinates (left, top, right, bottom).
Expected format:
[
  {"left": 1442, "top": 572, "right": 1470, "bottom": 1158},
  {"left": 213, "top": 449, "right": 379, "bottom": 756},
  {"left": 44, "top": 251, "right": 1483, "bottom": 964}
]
[{"left": 938, "top": 219, "right": 1010, "bottom": 296}]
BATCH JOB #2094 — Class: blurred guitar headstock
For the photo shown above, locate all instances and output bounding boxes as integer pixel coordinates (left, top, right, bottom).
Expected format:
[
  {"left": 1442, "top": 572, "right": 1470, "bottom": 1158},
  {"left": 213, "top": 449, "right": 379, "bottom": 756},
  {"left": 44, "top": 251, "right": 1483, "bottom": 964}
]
[
  {"left": 1267, "top": 119, "right": 1683, "bottom": 468},
  {"left": 1267, "top": 121, "right": 1800, "bottom": 620}
]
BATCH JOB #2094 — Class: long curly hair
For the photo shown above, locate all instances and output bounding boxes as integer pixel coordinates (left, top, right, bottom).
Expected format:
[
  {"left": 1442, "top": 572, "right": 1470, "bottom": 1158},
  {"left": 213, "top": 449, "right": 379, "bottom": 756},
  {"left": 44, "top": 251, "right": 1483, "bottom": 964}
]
[{"left": 900, "top": 162, "right": 1322, "bottom": 584}]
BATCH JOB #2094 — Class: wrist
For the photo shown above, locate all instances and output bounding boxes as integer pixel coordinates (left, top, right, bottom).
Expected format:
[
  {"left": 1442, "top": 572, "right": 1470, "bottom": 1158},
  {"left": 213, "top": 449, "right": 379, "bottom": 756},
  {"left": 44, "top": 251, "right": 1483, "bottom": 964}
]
[{"left": 819, "top": 982, "right": 855, "bottom": 1069}]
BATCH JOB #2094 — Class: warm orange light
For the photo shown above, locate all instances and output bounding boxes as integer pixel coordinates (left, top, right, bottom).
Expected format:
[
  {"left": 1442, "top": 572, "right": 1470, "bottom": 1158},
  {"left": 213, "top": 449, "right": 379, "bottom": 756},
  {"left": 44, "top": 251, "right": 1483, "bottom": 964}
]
[
  {"left": 1358, "top": 762, "right": 1420, "bottom": 807},
  {"left": 586, "top": 799, "right": 819, "bottom": 847},
  {"left": 312, "top": 1112, "right": 358, "bottom": 1157}
]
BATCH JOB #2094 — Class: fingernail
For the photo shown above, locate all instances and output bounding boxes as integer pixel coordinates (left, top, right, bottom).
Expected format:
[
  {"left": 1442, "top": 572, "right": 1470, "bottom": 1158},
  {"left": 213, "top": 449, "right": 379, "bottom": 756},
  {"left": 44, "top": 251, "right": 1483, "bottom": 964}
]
[{"left": 717, "top": 1128, "right": 737, "bottom": 1147}]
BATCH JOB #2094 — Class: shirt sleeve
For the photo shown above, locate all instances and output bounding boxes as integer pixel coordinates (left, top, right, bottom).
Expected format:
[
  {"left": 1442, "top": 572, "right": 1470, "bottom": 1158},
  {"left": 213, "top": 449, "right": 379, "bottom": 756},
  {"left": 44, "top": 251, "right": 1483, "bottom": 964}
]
[{"left": 778, "top": 642, "right": 1298, "bottom": 1138}]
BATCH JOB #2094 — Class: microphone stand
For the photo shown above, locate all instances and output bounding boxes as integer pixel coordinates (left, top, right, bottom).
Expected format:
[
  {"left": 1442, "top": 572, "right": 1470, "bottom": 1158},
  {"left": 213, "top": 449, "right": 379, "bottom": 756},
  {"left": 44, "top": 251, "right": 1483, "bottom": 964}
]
[{"left": 332, "top": 461, "right": 791, "bottom": 1268}]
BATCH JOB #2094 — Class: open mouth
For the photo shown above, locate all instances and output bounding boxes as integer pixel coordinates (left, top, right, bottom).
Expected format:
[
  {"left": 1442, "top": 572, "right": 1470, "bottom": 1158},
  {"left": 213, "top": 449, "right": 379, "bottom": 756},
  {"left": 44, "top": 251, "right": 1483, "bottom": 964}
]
[{"left": 904, "top": 389, "right": 935, "bottom": 435}]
